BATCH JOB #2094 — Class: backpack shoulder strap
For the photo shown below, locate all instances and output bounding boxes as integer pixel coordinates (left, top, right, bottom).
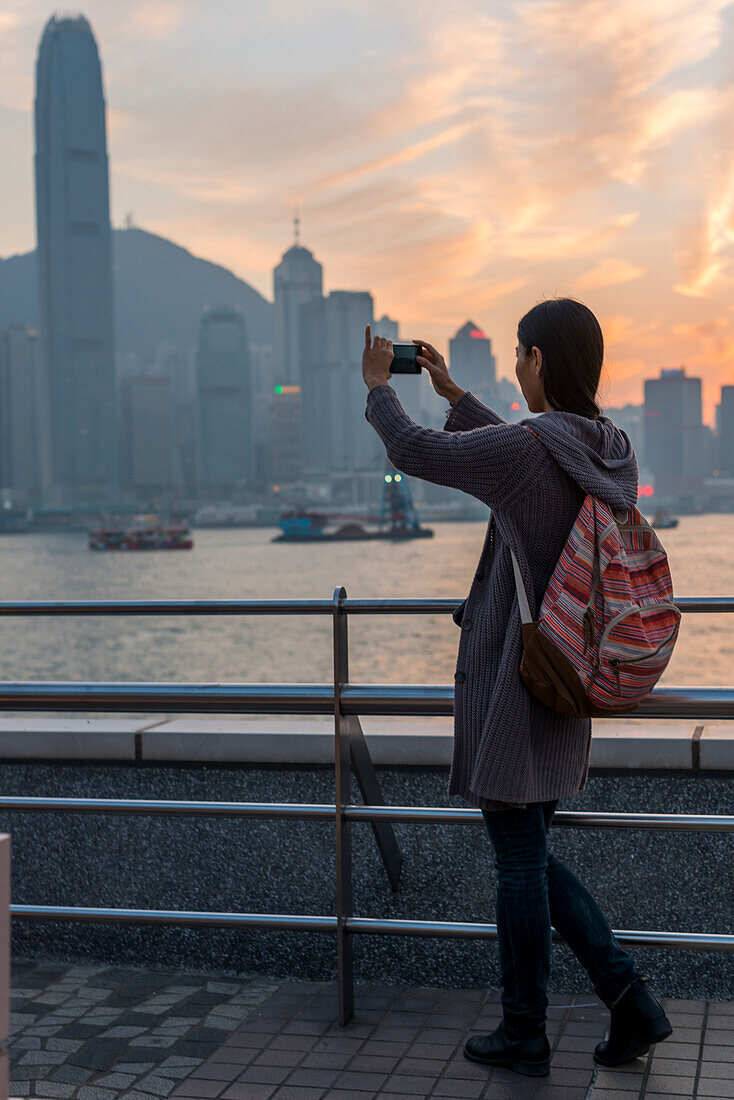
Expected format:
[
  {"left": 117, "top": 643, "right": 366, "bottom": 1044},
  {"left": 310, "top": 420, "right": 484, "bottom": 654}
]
[{"left": 510, "top": 548, "right": 533, "bottom": 625}]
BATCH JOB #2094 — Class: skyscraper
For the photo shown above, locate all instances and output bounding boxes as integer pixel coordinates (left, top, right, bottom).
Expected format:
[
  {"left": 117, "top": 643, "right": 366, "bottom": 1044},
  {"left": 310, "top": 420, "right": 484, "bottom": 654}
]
[
  {"left": 447, "top": 320, "right": 523, "bottom": 421},
  {"left": 300, "top": 290, "right": 380, "bottom": 474},
  {"left": 273, "top": 223, "right": 323, "bottom": 386},
  {"left": 449, "top": 321, "right": 497, "bottom": 403},
  {"left": 34, "top": 14, "right": 118, "bottom": 505},
  {"left": 644, "top": 368, "right": 710, "bottom": 499},
  {"left": 716, "top": 385, "right": 734, "bottom": 477},
  {"left": 119, "top": 376, "right": 176, "bottom": 498},
  {"left": 196, "top": 307, "right": 253, "bottom": 496},
  {"left": 0, "top": 326, "right": 45, "bottom": 503}
]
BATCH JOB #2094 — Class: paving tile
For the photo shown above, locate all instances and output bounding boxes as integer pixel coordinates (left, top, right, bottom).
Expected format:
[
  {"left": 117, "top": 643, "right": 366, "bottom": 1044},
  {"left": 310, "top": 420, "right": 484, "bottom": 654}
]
[
  {"left": 429, "top": 1079, "right": 486, "bottom": 1097},
  {"left": 642, "top": 1072, "right": 698, "bottom": 1094},
  {"left": 268, "top": 1088, "right": 324, "bottom": 1099},
  {"left": 380, "top": 1073, "right": 437, "bottom": 1093},
  {"left": 480, "top": 1083, "right": 539, "bottom": 1100},
  {"left": 235, "top": 1067, "right": 291, "bottom": 1085},
  {"left": 310, "top": 1036, "right": 363, "bottom": 1055},
  {"left": 284, "top": 1067, "right": 339, "bottom": 1089},
  {"left": 582, "top": 1091, "right": 640, "bottom": 1099},
  {"left": 47, "top": 1064, "right": 95, "bottom": 1085},
  {"left": 525, "top": 1088, "right": 589, "bottom": 1100},
  {"left": 318, "top": 1092, "right": 375, "bottom": 1100},
  {"left": 169, "top": 1081, "right": 226, "bottom": 1098},
  {"left": 190, "top": 1063, "right": 247, "bottom": 1082},
  {"left": 347, "top": 1055, "right": 400, "bottom": 1074},
  {"left": 439, "top": 1057, "right": 490, "bottom": 1081},
  {"left": 406, "top": 1042, "right": 456, "bottom": 1061},
  {"left": 133, "top": 1075, "right": 178, "bottom": 1096},
  {"left": 548, "top": 1055, "right": 597, "bottom": 1076},
  {"left": 335, "top": 1071, "right": 389, "bottom": 1091},
  {"left": 643, "top": 1041, "right": 700, "bottom": 1060},
  {"left": 356, "top": 1041, "right": 410, "bottom": 1058},
  {"left": 705, "top": 1028, "right": 734, "bottom": 1045},
  {"left": 644, "top": 1093, "right": 695, "bottom": 1100},
  {"left": 592, "top": 1057, "right": 646, "bottom": 1078},
  {"left": 262, "top": 1035, "right": 318, "bottom": 1053},
  {"left": 93, "top": 1071, "right": 139, "bottom": 1088},
  {"left": 634, "top": 1057, "right": 693, "bottom": 1075},
  {"left": 280, "top": 1021, "right": 329, "bottom": 1037},
  {"left": 700, "top": 1046, "right": 734, "bottom": 1063},
  {"left": 395, "top": 1056, "right": 445, "bottom": 1076},
  {"left": 695, "top": 1083, "right": 734, "bottom": 1099},
  {"left": 294, "top": 1051, "right": 352, "bottom": 1069},
  {"left": 18, "top": 1050, "right": 68, "bottom": 1066},
  {"left": 220, "top": 1087, "right": 277, "bottom": 1100},
  {"left": 252, "top": 1049, "right": 305, "bottom": 1069},
  {"left": 698, "top": 1061, "right": 734, "bottom": 1079},
  {"left": 666, "top": 1011, "right": 706, "bottom": 1025}
]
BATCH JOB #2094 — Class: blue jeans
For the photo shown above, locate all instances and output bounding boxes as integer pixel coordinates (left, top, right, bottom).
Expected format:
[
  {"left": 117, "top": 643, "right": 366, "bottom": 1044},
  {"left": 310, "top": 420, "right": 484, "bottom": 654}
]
[{"left": 482, "top": 799, "right": 640, "bottom": 1039}]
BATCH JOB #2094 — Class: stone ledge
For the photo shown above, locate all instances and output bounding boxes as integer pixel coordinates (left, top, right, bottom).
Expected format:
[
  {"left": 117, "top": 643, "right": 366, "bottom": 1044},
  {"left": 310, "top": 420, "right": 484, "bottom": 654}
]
[
  {"left": 700, "top": 724, "right": 734, "bottom": 770},
  {"left": 0, "top": 716, "right": 147, "bottom": 760},
  {"left": 0, "top": 715, "right": 729, "bottom": 769}
]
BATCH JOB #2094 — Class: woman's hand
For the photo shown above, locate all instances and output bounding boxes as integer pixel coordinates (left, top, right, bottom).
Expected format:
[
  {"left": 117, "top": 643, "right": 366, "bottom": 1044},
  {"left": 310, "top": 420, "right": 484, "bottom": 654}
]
[
  {"left": 362, "top": 325, "right": 393, "bottom": 390},
  {"left": 412, "top": 338, "right": 465, "bottom": 404}
]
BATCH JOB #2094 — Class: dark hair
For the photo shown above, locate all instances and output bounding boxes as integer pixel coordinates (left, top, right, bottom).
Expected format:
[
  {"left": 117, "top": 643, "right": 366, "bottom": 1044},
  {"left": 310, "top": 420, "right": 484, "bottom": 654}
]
[{"left": 517, "top": 298, "right": 603, "bottom": 419}]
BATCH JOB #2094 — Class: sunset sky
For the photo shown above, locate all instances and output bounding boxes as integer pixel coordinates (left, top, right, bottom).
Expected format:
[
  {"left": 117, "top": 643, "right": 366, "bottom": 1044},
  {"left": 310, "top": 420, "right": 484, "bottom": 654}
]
[{"left": 1, "top": 0, "right": 733, "bottom": 420}]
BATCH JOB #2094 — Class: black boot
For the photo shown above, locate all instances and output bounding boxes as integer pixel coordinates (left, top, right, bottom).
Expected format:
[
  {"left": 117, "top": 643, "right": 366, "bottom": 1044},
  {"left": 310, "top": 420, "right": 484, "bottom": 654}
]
[
  {"left": 464, "top": 1019, "right": 551, "bottom": 1077},
  {"left": 594, "top": 977, "right": 673, "bottom": 1066}
]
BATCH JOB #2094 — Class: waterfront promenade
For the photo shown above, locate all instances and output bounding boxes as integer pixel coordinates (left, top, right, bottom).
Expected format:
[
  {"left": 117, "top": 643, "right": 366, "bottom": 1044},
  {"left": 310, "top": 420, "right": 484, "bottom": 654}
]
[{"left": 9, "top": 958, "right": 733, "bottom": 1100}]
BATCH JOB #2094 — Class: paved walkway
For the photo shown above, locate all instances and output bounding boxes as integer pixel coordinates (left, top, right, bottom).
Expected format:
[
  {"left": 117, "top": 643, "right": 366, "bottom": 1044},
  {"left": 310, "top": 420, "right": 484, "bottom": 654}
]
[{"left": 8, "top": 959, "right": 733, "bottom": 1099}]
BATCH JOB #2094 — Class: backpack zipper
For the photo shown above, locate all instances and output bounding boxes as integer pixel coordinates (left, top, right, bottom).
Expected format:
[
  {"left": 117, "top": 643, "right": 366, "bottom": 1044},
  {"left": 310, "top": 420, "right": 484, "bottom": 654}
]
[{"left": 597, "top": 603, "right": 681, "bottom": 668}]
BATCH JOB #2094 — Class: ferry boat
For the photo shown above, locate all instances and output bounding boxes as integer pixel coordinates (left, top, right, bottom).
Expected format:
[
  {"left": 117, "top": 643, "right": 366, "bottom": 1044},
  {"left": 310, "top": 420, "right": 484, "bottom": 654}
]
[
  {"left": 272, "top": 468, "right": 433, "bottom": 543},
  {"left": 273, "top": 510, "right": 433, "bottom": 542},
  {"left": 651, "top": 509, "right": 679, "bottom": 530},
  {"left": 89, "top": 514, "right": 193, "bottom": 551}
]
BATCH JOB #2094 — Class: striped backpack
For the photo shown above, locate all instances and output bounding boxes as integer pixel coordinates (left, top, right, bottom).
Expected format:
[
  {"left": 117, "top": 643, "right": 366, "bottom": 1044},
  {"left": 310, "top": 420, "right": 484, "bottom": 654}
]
[{"left": 510, "top": 496, "right": 681, "bottom": 718}]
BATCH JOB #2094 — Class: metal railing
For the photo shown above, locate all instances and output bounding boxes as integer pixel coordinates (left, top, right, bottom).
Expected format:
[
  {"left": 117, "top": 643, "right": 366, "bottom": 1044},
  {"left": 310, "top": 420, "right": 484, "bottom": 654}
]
[{"left": 0, "top": 589, "right": 732, "bottom": 1025}]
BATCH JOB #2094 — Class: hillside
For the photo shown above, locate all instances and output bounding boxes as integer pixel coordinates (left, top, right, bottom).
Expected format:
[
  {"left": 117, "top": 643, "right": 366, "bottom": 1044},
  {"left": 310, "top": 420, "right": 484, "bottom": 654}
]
[{"left": 0, "top": 227, "right": 274, "bottom": 360}]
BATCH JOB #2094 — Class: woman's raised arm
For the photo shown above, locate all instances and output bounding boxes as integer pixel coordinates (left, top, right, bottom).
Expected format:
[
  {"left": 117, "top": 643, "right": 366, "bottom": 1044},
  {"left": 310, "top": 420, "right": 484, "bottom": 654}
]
[
  {"left": 365, "top": 384, "right": 544, "bottom": 507},
  {"left": 443, "top": 390, "right": 508, "bottom": 432}
]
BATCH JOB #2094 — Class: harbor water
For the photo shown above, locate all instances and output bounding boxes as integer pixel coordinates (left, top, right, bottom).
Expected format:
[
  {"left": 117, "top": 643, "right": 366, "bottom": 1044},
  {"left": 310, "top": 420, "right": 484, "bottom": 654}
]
[{"left": 0, "top": 513, "right": 730, "bottom": 689}]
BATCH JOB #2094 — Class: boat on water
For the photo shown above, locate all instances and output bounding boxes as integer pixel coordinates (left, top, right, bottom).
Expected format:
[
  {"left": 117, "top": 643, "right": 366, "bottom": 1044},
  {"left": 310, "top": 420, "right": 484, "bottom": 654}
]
[
  {"left": 89, "top": 514, "right": 194, "bottom": 550},
  {"left": 272, "top": 510, "right": 433, "bottom": 542},
  {"left": 272, "top": 467, "right": 434, "bottom": 542},
  {"left": 651, "top": 509, "right": 679, "bottom": 530}
]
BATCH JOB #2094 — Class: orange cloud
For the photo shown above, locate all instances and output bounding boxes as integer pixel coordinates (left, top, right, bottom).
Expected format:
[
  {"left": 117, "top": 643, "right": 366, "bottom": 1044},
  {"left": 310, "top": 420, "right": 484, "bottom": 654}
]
[{"left": 575, "top": 258, "right": 647, "bottom": 291}]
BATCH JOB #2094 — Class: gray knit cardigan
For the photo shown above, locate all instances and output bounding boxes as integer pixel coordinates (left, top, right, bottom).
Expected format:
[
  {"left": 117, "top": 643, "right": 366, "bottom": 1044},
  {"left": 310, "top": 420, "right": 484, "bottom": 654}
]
[{"left": 364, "top": 383, "right": 639, "bottom": 811}]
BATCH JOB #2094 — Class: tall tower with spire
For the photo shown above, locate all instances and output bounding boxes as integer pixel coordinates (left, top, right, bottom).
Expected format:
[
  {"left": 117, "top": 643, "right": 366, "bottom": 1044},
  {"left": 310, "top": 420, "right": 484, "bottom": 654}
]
[
  {"left": 272, "top": 215, "right": 323, "bottom": 386},
  {"left": 34, "top": 13, "right": 118, "bottom": 505}
]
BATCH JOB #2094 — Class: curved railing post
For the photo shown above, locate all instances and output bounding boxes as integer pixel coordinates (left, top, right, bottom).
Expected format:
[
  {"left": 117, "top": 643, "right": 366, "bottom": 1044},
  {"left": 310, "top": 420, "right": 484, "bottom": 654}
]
[{"left": 333, "top": 585, "right": 353, "bottom": 1025}]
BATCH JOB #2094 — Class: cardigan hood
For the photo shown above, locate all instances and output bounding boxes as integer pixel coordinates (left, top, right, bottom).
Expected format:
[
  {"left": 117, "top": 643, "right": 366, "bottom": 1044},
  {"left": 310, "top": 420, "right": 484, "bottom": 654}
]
[{"left": 523, "top": 411, "right": 639, "bottom": 512}]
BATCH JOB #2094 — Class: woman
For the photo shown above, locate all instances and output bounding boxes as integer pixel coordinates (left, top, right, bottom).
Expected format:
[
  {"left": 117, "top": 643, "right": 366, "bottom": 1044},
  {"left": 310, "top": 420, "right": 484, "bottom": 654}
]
[{"left": 362, "top": 298, "right": 673, "bottom": 1078}]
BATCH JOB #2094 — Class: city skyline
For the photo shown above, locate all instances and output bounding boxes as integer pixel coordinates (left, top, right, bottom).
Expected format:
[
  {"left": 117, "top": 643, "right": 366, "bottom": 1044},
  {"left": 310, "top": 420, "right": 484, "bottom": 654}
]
[{"left": 0, "top": 2, "right": 733, "bottom": 422}]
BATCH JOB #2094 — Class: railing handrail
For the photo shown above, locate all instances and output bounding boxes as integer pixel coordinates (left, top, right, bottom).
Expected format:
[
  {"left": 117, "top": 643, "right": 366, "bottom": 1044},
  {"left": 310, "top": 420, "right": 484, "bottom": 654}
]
[
  {"left": 0, "top": 681, "right": 731, "bottom": 718},
  {"left": 0, "top": 796, "right": 731, "bottom": 831},
  {"left": 0, "top": 595, "right": 730, "bottom": 615}
]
